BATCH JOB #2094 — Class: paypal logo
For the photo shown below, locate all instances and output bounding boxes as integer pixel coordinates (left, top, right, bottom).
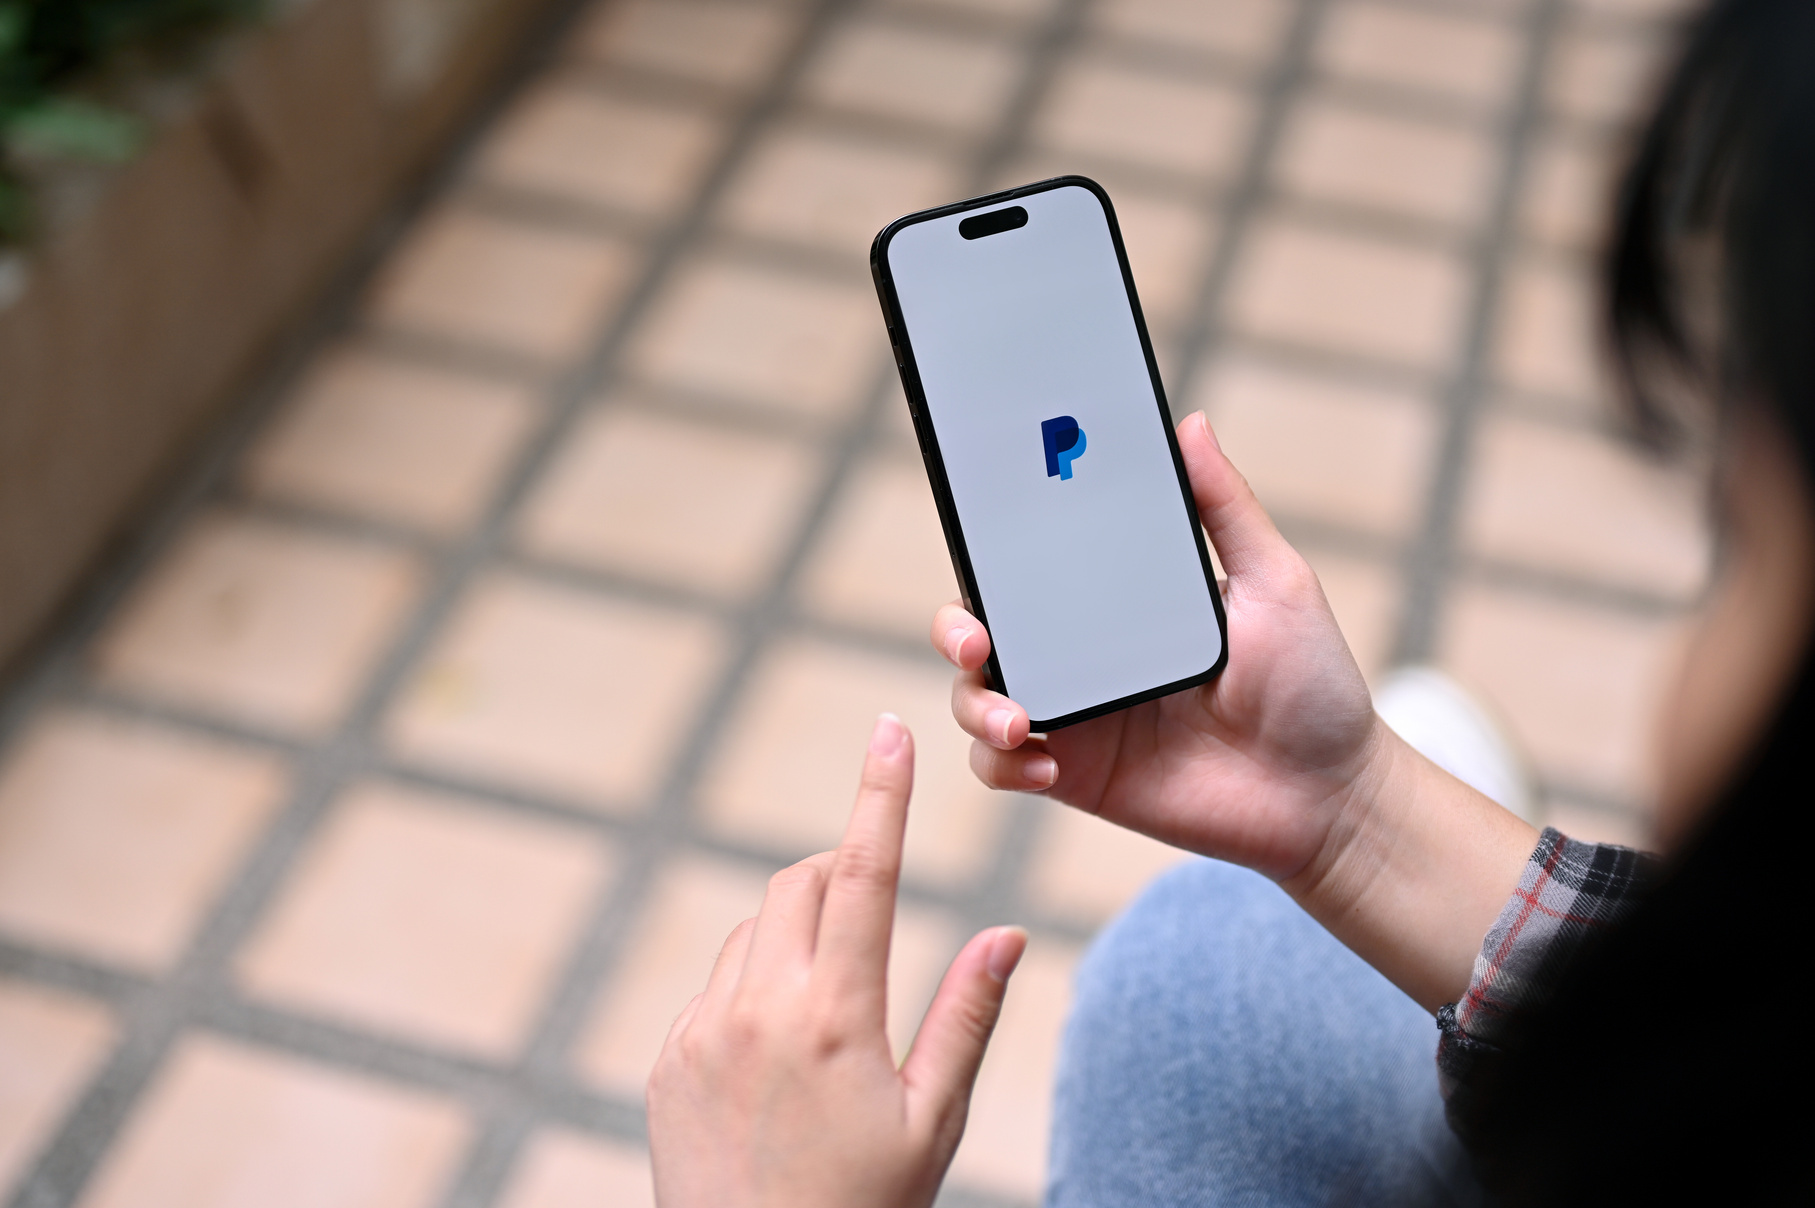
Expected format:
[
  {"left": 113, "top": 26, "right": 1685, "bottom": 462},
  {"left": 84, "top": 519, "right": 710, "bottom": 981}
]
[{"left": 1041, "top": 415, "right": 1088, "bottom": 480}]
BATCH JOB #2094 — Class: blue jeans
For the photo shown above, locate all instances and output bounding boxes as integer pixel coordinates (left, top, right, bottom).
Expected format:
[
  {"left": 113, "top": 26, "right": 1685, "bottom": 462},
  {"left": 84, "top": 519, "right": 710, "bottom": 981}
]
[{"left": 1045, "top": 859, "right": 1484, "bottom": 1207}]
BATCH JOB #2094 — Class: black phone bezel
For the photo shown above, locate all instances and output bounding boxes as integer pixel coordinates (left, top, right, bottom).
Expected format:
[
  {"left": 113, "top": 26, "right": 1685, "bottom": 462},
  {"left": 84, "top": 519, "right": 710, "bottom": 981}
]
[{"left": 869, "top": 174, "right": 1229, "bottom": 731}]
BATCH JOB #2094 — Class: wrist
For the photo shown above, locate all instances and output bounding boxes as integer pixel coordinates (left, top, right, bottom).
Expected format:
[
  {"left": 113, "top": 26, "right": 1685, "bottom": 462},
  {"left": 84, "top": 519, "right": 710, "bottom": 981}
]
[
  {"left": 1280, "top": 715, "right": 1537, "bottom": 1011},
  {"left": 1278, "top": 713, "right": 1410, "bottom": 924}
]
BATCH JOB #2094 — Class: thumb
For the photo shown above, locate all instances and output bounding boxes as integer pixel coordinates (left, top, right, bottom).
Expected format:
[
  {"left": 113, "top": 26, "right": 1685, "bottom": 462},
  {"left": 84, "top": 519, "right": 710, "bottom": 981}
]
[
  {"left": 901, "top": 926, "right": 1027, "bottom": 1126},
  {"left": 1176, "top": 409, "right": 1291, "bottom": 581}
]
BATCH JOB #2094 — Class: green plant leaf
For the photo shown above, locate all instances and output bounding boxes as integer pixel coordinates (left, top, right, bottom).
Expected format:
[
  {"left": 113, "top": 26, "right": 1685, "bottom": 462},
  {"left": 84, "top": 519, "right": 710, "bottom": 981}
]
[
  {"left": 0, "top": 172, "right": 27, "bottom": 243},
  {"left": 0, "top": 4, "right": 25, "bottom": 58},
  {"left": 6, "top": 96, "right": 144, "bottom": 162}
]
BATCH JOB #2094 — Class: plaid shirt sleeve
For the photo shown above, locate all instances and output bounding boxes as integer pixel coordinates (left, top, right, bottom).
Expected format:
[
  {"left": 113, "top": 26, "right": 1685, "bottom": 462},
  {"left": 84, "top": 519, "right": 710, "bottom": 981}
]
[{"left": 1436, "top": 827, "right": 1656, "bottom": 1101}]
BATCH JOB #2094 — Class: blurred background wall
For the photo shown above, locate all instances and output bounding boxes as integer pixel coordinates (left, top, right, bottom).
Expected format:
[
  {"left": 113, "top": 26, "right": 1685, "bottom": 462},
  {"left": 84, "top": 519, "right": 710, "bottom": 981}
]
[{"left": 0, "top": 0, "right": 565, "bottom": 680}]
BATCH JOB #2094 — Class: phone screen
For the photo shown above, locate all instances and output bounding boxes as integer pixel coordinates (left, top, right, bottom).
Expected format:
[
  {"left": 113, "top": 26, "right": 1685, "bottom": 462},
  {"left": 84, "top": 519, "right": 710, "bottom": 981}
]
[{"left": 879, "top": 179, "right": 1224, "bottom": 726}]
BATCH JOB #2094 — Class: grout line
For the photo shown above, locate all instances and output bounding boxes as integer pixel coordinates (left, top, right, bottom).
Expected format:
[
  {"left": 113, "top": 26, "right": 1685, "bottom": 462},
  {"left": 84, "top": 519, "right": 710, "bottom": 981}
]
[
  {"left": 1151, "top": 0, "right": 1333, "bottom": 417},
  {"left": 192, "top": 995, "right": 651, "bottom": 1145},
  {"left": 1295, "top": 72, "right": 1516, "bottom": 133},
  {"left": 684, "top": 224, "right": 879, "bottom": 283},
  {"left": 1270, "top": 514, "right": 1406, "bottom": 564},
  {"left": 1068, "top": 28, "right": 1277, "bottom": 89},
  {"left": 53, "top": 687, "right": 312, "bottom": 757},
  {"left": 1390, "top": 0, "right": 1566, "bottom": 666},
  {"left": 458, "top": 180, "right": 665, "bottom": 244},
  {"left": 0, "top": 941, "right": 151, "bottom": 1011},
  {"left": 349, "top": 324, "right": 567, "bottom": 384},
  {"left": 218, "top": 496, "right": 450, "bottom": 556},
  {"left": 1456, "top": 554, "right": 1700, "bottom": 617},
  {"left": 1261, "top": 190, "right": 1484, "bottom": 254}
]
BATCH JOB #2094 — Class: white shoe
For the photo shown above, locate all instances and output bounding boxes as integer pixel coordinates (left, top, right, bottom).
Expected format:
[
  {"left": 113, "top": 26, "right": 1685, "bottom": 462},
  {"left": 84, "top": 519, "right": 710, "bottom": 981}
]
[{"left": 1373, "top": 666, "right": 1538, "bottom": 824}]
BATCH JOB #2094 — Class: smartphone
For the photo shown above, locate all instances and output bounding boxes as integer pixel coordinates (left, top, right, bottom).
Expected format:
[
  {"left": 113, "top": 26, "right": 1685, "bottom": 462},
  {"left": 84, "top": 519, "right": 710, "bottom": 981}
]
[{"left": 871, "top": 175, "right": 1227, "bottom": 730}]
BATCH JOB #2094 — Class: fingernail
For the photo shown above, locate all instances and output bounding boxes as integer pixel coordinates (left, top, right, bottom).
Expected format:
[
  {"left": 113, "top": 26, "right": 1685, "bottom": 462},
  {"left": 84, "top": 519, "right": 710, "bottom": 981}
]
[
  {"left": 987, "top": 707, "right": 1015, "bottom": 747},
  {"left": 987, "top": 926, "right": 1027, "bottom": 982},
  {"left": 1026, "top": 754, "right": 1058, "bottom": 787},
  {"left": 1192, "top": 410, "right": 1221, "bottom": 452},
  {"left": 944, "top": 627, "right": 970, "bottom": 665},
  {"left": 870, "top": 712, "right": 906, "bottom": 755}
]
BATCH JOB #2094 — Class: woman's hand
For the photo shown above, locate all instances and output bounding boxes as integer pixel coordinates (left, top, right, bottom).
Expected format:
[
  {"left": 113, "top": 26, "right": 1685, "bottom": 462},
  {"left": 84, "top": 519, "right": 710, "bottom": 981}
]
[
  {"left": 938, "top": 410, "right": 1379, "bottom": 881},
  {"left": 646, "top": 713, "right": 1028, "bottom": 1208},
  {"left": 937, "top": 412, "right": 1536, "bottom": 1009}
]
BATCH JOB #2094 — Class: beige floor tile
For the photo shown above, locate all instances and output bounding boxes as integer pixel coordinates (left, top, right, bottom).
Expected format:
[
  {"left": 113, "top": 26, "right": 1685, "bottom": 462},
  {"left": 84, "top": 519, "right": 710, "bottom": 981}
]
[
  {"left": 496, "top": 1131, "right": 654, "bottom": 1208},
  {"left": 1316, "top": 3, "right": 1520, "bottom": 109},
  {"left": 365, "top": 207, "right": 637, "bottom": 363},
  {"left": 92, "top": 514, "right": 421, "bottom": 733},
  {"left": 1025, "top": 803, "right": 1192, "bottom": 927},
  {"left": 895, "top": 0, "right": 1057, "bottom": 21},
  {"left": 237, "top": 783, "right": 610, "bottom": 1057},
  {"left": 885, "top": 905, "right": 968, "bottom": 1063},
  {"left": 470, "top": 83, "right": 723, "bottom": 217},
  {"left": 388, "top": 575, "right": 727, "bottom": 809},
  {"left": 577, "top": 855, "right": 768, "bottom": 1095},
  {"left": 517, "top": 404, "right": 821, "bottom": 599},
  {"left": 1275, "top": 101, "right": 1495, "bottom": 228},
  {"left": 1569, "top": 0, "right": 1698, "bottom": 19},
  {"left": 624, "top": 257, "right": 881, "bottom": 419},
  {"left": 0, "top": 982, "right": 114, "bottom": 1192},
  {"left": 1150, "top": 324, "right": 1188, "bottom": 395},
  {"left": 576, "top": 855, "right": 960, "bottom": 1094},
  {"left": 946, "top": 938, "right": 1079, "bottom": 1200},
  {"left": 796, "top": 451, "right": 955, "bottom": 639},
  {"left": 1546, "top": 25, "right": 1671, "bottom": 129},
  {"left": 570, "top": 0, "right": 799, "bottom": 92},
  {"left": 879, "top": 371, "right": 922, "bottom": 450},
  {"left": 1462, "top": 413, "right": 1709, "bottom": 597},
  {"left": 1441, "top": 584, "right": 1686, "bottom": 803},
  {"left": 1303, "top": 549, "right": 1402, "bottom": 681},
  {"left": 0, "top": 712, "right": 285, "bottom": 970},
  {"left": 799, "top": 20, "right": 1022, "bottom": 136},
  {"left": 1519, "top": 129, "right": 1621, "bottom": 252},
  {"left": 240, "top": 347, "right": 537, "bottom": 535},
  {"left": 1542, "top": 799, "right": 1654, "bottom": 849},
  {"left": 1194, "top": 352, "right": 1438, "bottom": 537},
  {"left": 1492, "top": 256, "right": 1610, "bottom": 404},
  {"left": 79, "top": 1036, "right": 468, "bottom": 1208},
  {"left": 697, "top": 638, "right": 1013, "bottom": 887},
  {"left": 1114, "top": 192, "right": 1217, "bottom": 330},
  {"left": 717, "top": 125, "right": 961, "bottom": 255},
  {"left": 1090, "top": 0, "right": 1292, "bottom": 61},
  {"left": 1035, "top": 58, "right": 1253, "bottom": 182},
  {"left": 1488, "top": 383, "right": 1612, "bottom": 431},
  {"left": 1225, "top": 218, "right": 1468, "bottom": 369}
]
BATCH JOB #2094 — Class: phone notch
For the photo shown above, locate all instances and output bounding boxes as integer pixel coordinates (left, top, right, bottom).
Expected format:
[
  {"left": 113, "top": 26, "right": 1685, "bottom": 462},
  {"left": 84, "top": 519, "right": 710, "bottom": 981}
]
[{"left": 959, "top": 205, "right": 1029, "bottom": 241}]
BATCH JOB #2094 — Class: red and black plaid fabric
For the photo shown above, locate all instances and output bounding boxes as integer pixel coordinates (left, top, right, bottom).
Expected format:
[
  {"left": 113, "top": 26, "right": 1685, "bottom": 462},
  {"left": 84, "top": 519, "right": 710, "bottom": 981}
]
[{"left": 1436, "top": 827, "right": 1656, "bottom": 1098}]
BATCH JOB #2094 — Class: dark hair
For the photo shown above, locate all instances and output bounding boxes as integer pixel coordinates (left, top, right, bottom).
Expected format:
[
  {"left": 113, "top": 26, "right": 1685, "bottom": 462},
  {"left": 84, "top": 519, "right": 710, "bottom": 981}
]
[{"left": 1457, "top": 1, "right": 1815, "bottom": 1201}]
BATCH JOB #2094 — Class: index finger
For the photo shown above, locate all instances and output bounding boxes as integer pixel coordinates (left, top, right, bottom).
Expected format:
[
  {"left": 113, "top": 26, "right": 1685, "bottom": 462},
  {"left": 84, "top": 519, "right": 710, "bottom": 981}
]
[{"left": 812, "top": 712, "right": 914, "bottom": 1026}]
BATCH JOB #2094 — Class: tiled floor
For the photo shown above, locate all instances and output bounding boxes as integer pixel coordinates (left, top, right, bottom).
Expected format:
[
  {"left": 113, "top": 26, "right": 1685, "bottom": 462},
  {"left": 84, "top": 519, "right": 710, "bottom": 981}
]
[{"left": 0, "top": 0, "right": 1703, "bottom": 1203}]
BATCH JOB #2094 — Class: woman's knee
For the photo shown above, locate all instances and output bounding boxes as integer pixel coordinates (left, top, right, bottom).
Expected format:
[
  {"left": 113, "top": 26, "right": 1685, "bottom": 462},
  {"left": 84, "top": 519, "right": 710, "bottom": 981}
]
[{"left": 1069, "top": 858, "right": 1303, "bottom": 1023}]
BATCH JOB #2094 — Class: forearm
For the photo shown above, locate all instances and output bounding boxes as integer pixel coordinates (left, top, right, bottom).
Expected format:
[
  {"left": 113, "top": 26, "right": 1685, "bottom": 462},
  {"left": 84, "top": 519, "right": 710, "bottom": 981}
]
[{"left": 1280, "top": 717, "right": 1537, "bottom": 1012}]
